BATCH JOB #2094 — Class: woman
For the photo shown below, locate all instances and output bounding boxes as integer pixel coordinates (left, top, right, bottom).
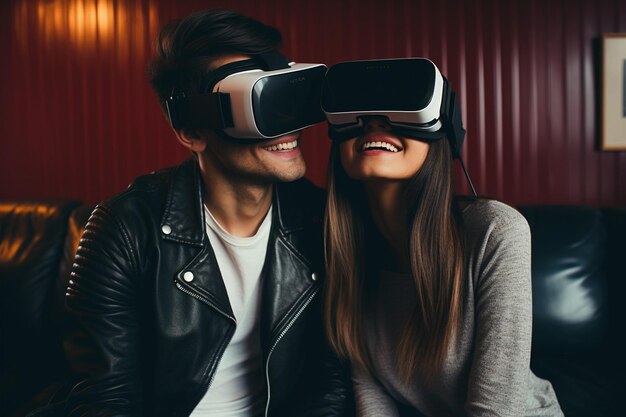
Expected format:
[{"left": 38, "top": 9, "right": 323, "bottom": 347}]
[{"left": 322, "top": 75, "right": 563, "bottom": 415}]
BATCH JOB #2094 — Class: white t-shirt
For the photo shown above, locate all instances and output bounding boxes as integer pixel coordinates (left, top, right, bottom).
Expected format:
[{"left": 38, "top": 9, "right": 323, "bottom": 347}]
[{"left": 190, "top": 205, "right": 272, "bottom": 417}]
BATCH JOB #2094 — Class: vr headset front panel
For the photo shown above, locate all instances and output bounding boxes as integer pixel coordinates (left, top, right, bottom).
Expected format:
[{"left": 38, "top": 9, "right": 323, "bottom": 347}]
[
  {"left": 321, "top": 58, "right": 444, "bottom": 129},
  {"left": 251, "top": 64, "right": 327, "bottom": 138},
  {"left": 214, "top": 63, "right": 327, "bottom": 139}
]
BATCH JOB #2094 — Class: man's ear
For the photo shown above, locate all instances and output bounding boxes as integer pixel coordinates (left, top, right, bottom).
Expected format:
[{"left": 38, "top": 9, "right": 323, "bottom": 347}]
[{"left": 174, "top": 129, "right": 207, "bottom": 152}]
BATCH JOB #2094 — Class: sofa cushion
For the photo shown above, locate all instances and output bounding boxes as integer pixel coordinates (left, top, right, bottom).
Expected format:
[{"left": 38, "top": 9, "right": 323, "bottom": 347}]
[
  {"left": 519, "top": 206, "right": 608, "bottom": 352},
  {"left": 0, "top": 200, "right": 80, "bottom": 416},
  {"left": 519, "top": 205, "right": 619, "bottom": 417}
]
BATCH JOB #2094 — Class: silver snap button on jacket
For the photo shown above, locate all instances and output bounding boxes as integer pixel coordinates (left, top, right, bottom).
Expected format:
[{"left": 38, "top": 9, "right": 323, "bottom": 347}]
[{"left": 183, "top": 271, "right": 194, "bottom": 282}]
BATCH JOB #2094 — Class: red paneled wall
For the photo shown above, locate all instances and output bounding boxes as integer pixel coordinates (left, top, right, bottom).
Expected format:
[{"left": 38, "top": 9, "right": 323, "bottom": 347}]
[{"left": 1, "top": 0, "right": 625, "bottom": 206}]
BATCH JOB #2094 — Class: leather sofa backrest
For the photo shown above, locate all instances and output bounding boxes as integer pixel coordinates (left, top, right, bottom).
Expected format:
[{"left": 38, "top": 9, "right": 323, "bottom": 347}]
[
  {"left": 0, "top": 200, "right": 80, "bottom": 415},
  {"left": 520, "top": 206, "right": 625, "bottom": 417},
  {"left": 600, "top": 208, "right": 626, "bottom": 361},
  {"left": 519, "top": 206, "right": 609, "bottom": 353}
]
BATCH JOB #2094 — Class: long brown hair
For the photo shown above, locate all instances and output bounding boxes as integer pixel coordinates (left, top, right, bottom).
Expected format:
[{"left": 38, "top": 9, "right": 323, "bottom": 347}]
[{"left": 324, "top": 138, "right": 467, "bottom": 383}]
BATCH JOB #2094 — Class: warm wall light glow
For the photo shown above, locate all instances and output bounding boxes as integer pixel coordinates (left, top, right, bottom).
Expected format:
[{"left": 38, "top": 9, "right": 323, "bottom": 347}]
[
  {"left": 14, "top": 0, "right": 28, "bottom": 50},
  {"left": 96, "top": 0, "right": 112, "bottom": 40},
  {"left": 15, "top": 0, "right": 158, "bottom": 51},
  {"left": 70, "top": 0, "right": 113, "bottom": 46}
]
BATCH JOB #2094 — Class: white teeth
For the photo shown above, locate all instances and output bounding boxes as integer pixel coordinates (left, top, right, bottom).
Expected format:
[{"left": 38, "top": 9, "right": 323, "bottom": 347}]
[
  {"left": 361, "top": 141, "right": 399, "bottom": 152},
  {"left": 263, "top": 139, "right": 298, "bottom": 152}
]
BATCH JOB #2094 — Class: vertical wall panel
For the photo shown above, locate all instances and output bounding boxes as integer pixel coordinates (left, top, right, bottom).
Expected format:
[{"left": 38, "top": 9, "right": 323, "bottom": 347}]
[{"left": 0, "top": 0, "right": 624, "bottom": 206}]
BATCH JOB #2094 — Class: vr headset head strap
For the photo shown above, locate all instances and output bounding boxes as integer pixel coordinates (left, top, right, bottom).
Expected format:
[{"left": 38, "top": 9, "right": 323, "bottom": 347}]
[
  {"left": 255, "top": 51, "right": 290, "bottom": 70},
  {"left": 440, "top": 78, "right": 466, "bottom": 159}
]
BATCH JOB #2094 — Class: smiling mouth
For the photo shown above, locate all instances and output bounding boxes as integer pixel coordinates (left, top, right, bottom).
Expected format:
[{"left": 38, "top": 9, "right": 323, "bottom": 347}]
[
  {"left": 359, "top": 141, "right": 401, "bottom": 153},
  {"left": 262, "top": 139, "right": 299, "bottom": 152}
]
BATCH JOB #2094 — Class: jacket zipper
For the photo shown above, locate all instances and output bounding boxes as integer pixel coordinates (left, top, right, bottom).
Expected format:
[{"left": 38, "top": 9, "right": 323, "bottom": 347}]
[
  {"left": 175, "top": 281, "right": 236, "bottom": 322},
  {"left": 175, "top": 281, "right": 236, "bottom": 416},
  {"left": 264, "top": 287, "right": 319, "bottom": 417}
]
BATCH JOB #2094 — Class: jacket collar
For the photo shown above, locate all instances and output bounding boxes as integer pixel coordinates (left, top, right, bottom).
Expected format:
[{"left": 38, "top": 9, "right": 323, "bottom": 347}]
[
  {"left": 160, "top": 159, "right": 207, "bottom": 246},
  {"left": 160, "top": 159, "right": 306, "bottom": 245}
]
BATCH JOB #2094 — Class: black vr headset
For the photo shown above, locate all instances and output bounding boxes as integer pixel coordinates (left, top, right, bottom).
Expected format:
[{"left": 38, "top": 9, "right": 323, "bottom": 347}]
[
  {"left": 165, "top": 52, "right": 327, "bottom": 142},
  {"left": 321, "top": 58, "right": 466, "bottom": 159}
]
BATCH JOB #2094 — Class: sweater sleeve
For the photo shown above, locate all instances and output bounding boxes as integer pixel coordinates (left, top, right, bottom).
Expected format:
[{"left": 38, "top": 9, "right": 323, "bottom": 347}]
[
  {"left": 465, "top": 202, "right": 533, "bottom": 416},
  {"left": 352, "top": 364, "right": 400, "bottom": 417}
]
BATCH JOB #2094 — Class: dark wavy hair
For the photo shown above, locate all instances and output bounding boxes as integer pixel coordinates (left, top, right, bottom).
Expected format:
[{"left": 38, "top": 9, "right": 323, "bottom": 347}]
[{"left": 148, "top": 9, "right": 282, "bottom": 109}]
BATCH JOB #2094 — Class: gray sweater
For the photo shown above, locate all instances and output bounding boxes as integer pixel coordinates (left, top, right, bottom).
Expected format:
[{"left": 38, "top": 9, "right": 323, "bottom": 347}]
[{"left": 354, "top": 200, "right": 563, "bottom": 417}]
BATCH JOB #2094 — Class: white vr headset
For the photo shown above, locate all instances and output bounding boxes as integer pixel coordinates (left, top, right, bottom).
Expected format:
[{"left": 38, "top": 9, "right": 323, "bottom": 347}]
[
  {"left": 166, "top": 52, "right": 327, "bottom": 141},
  {"left": 321, "top": 57, "right": 466, "bottom": 158}
]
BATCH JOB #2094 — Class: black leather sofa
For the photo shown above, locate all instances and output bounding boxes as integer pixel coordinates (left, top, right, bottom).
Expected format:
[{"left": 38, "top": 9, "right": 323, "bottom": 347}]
[
  {"left": 1, "top": 201, "right": 90, "bottom": 417},
  {"left": 1, "top": 199, "right": 624, "bottom": 416}
]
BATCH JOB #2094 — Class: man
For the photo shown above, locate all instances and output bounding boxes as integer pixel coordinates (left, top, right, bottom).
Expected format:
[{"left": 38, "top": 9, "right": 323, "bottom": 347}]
[{"left": 63, "top": 9, "right": 350, "bottom": 416}]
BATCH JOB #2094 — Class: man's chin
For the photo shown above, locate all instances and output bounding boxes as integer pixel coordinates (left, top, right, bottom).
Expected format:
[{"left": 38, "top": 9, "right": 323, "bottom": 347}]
[
  {"left": 232, "top": 163, "right": 306, "bottom": 185},
  {"left": 272, "top": 165, "right": 307, "bottom": 183},
  {"left": 257, "top": 154, "right": 306, "bottom": 182}
]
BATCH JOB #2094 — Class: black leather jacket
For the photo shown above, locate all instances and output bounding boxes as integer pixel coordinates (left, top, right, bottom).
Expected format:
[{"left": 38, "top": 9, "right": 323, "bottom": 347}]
[{"left": 63, "top": 159, "right": 351, "bottom": 416}]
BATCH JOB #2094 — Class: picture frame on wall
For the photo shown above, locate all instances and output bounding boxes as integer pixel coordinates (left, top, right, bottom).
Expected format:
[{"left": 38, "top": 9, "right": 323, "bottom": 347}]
[{"left": 601, "top": 33, "right": 626, "bottom": 151}]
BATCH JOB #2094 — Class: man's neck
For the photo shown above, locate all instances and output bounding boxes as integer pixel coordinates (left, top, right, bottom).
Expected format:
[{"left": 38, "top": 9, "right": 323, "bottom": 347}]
[{"left": 199, "top": 162, "right": 273, "bottom": 238}]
